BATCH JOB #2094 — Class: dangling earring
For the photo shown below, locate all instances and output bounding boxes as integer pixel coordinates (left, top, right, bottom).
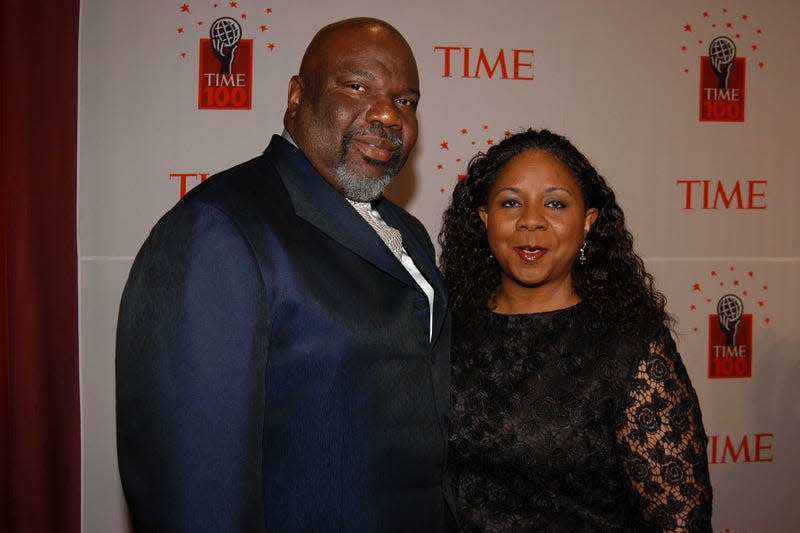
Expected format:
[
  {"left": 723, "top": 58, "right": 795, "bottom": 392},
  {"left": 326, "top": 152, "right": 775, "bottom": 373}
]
[{"left": 579, "top": 242, "right": 587, "bottom": 264}]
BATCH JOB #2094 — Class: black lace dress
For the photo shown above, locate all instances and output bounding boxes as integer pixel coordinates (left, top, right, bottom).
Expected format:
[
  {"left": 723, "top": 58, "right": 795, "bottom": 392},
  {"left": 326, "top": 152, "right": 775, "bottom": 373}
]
[{"left": 448, "top": 302, "right": 712, "bottom": 532}]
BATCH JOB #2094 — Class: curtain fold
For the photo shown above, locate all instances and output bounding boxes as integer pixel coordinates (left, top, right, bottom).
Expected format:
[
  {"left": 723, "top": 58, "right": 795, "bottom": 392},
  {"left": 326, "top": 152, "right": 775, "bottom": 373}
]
[{"left": 1, "top": 1, "right": 81, "bottom": 531}]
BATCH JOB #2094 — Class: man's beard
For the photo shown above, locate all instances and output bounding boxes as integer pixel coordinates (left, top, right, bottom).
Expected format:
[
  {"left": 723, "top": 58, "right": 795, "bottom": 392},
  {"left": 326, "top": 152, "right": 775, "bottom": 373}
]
[{"left": 335, "top": 126, "right": 404, "bottom": 202}]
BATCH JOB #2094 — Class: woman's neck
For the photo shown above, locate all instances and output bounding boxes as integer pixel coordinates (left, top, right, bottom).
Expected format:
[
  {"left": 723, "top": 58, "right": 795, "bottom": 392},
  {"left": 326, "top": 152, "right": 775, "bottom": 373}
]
[{"left": 490, "top": 282, "right": 581, "bottom": 315}]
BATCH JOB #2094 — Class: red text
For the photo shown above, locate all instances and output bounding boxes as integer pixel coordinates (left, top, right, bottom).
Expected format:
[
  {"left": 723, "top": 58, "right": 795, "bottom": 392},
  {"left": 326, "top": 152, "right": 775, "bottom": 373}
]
[
  {"left": 708, "top": 433, "right": 774, "bottom": 464},
  {"left": 434, "top": 46, "right": 534, "bottom": 80},
  {"left": 676, "top": 179, "right": 766, "bottom": 209}
]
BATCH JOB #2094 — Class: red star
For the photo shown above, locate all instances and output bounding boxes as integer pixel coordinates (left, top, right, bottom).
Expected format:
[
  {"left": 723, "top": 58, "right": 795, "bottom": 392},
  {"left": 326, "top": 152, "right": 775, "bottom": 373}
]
[
  {"left": 730, "top": 266, "right": 735, "bottom": 271},
  {"left": 719, "top": 282, "right": 724, "bottom": 287},
  {"left": 693, "top": 327, "right": 699, "bottom": 332},
  {"left": 692, "top": 283, "right": 701, "bottom": 291},
  {"left": 765, "top": 317, "right": 771, "bottom": 324},
  {"left": 758, "top": 301, "right": 765, "bottom": 307},
  {"left": 756, "top": 28, "right": 763, "bottom": 35},
  {"left": 180, "top": 51, "right": 187, "bottom": 58},
  {"left": 266, "top": 7, "right": 273, "bottom": 14},
  {"left": 180, "top": 3, "right": 190, "bottom": 13},
  {"left": 483, "top": 124, "right": 489, "bottom": 130},
  {"left": 456, "top": 158, "right": 462, "bottom": 163},
  {"left": 762, "top": 284, "right": 768, "bottom": 290},
  {"left": 683, "top": 68, "right": 689, "bottom": 74},
  {"left": 440, "top": 141, "right": 449, "bottom": 150},
  {"left": 690, "top": 304, "right": 696, "bottom": 310},
  {"left": 471, "top": 140, "right": 476, "bottom": 145},
  {"left": 698, "top": 40, "right": 704, "bottom": 44},
  {"left": 751, "top": 44, "right": 758, "bottom": 51},
  {"left": 681, "top": 45, "right": 687, "bottom": 51},
  {"left": 706, "top": 298, "right": 711, "bottom": 303},
  {"left": 436, "top": 164, "right": 444, "bottom": 170},
  {"left": 241, "top": 13, "right": 247, "bottom": 19},
  {"left": 758, "top": 61, "right": 765, "bottom": 69},
  {"left": 267, "top": 43, "right": 275, "bottom": 51},
  {"left": 743, "top": 291, "right": 748, "bottom": 296},
  {"left": 486, "top": 139, "right": 494, "bottom": 146},
  {"left": 460, "top": 128, "right": 468, "bottom": 135},
  {"left": 711, "top": 23, "right": 717, "bottom": 28},
  {"left": 260, "top": 25, "right": 268, "bottom": 32},
  {"left": 733, "top": 280, "right": 740, "bottom": 286},
  {"left": 742, "top": 14, "right": 749, "bottom": 21},
  {"left": 748, "top": 272, "right": 754, "bottom": 277},
  {"left": 229, "top": 1, "right": 238, "bottom": 7},
  {"left": 177, "top": 27, "right": 184, "bottom": 33},
  {"left": 197, "top": 20, "right": 203, "bottom": 26},
  {"left": 213, "top": 3, "right": 218, "bottom": 7},
  {"left": 703, "top": 12, "right": 709, "bottom": 18},
  {"left": 504, "top": 130, "right": 512, "bottom": 137},
  {"left": 684, "top": 23, "right": 692, "bottom": 32},
  {"left": 735, "top": 33, "right": 741, "bottom": 39},
  {"left": 439, "top": 187, "right": 445, "bottom": 193},
  {"left": 723, "top": 8, "right": 728, "bottom": 13},
  {"left": 711, "top": 271, "right": 717, "bottom": 276},
  {"left": 457, "top": 174, "right": 467, "bottom": 182}
]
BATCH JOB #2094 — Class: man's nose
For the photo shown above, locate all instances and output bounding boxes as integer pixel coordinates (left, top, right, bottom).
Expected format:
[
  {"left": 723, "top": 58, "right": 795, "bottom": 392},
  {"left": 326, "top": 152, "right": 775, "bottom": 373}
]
[{"left": 366, "top": 95, "right": 402, "bottom": 129}]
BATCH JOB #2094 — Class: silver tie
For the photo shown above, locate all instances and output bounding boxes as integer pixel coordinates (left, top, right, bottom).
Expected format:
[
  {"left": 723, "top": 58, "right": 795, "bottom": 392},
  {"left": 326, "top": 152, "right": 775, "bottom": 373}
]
[{"left": 351, "top": 201, "right": 404, "bottom": 259}]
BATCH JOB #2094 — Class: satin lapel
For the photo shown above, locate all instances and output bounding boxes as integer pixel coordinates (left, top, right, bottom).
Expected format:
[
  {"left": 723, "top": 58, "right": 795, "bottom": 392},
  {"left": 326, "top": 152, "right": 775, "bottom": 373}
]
[
  {"left": 265, "top": 136, "right": 416, "bottom": 287},
  {"left": 375, "top": 200, "right": 450, "bottom": 345}
]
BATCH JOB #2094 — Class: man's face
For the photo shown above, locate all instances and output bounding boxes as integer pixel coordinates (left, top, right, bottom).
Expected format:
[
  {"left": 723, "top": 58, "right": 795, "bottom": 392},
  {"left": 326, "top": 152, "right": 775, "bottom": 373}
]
[{"left": 286, "top": 25, "right": 420, "bottom": 201}]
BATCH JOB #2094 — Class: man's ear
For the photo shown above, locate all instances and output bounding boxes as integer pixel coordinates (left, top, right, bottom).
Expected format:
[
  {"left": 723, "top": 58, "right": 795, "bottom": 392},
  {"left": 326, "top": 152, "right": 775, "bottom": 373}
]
[{"left": 286, "top": 75, "right": 304, "bottom": 119}]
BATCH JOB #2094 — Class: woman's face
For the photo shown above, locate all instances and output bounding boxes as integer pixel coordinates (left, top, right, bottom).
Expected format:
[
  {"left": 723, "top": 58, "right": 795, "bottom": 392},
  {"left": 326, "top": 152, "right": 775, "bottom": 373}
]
[{"left": 478, "top": 149, "right": 597, "bottom": 310}]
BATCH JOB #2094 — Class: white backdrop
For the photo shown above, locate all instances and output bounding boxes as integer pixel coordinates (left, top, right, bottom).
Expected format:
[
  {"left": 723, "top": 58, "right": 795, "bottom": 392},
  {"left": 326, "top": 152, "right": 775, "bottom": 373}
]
[{"left": 79, "top": 1, "right": 800, "bottom": 531}]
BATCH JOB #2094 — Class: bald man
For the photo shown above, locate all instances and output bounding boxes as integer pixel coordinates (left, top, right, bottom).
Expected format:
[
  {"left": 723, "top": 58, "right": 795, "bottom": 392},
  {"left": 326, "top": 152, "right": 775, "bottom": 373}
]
[{"left": 116, "top": 17, "right": 455, "bottom": 532}]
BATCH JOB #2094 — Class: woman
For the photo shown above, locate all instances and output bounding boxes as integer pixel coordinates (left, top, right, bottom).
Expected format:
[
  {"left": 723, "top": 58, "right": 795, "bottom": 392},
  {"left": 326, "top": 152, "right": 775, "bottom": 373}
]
[{"left": 440, "top": 129, "right": 712, "bottom": 532}]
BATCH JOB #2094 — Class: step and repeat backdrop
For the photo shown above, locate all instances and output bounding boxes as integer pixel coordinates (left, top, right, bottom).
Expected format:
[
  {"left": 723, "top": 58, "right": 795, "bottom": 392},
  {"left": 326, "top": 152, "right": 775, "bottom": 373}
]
[{"left": 79, "top": 1, "right": 799, "bottom": 531}]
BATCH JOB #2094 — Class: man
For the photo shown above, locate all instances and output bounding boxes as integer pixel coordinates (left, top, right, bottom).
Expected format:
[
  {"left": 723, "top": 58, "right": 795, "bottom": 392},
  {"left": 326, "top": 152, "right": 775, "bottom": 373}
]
[{"left": 116, "top": 17, "right": 453, "bottom": 533}]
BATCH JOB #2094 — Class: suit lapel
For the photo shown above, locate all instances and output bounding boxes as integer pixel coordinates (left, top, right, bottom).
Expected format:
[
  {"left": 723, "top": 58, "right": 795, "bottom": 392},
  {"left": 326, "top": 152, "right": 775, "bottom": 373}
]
[
  {"left": 375, "top": 200, "right": 450, "bottom": 345},
  {"left": 265, "top": 136, "right": 416, "bottom": 287}
]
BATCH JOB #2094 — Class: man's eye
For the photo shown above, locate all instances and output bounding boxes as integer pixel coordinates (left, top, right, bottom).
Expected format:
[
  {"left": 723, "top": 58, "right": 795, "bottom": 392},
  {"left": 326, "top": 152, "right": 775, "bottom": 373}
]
[
  {"left": 349, "top": 83, "right": 365, "bottom": 91},
  {"left": 396, "top": 97, "right": 416, "bottom": 108}
]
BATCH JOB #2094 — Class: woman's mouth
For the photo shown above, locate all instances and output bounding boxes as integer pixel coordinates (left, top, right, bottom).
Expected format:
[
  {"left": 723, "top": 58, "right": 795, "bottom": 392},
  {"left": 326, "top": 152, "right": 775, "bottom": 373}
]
[{"left": 515, "top": 245, "right": 546, "bottom": 262}]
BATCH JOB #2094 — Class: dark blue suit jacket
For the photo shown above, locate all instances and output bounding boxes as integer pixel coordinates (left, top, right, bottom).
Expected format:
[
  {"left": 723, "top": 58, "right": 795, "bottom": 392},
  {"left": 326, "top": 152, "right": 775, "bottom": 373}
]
[{"left": 116, "top": 136, "right": 453, "bottom": 532}]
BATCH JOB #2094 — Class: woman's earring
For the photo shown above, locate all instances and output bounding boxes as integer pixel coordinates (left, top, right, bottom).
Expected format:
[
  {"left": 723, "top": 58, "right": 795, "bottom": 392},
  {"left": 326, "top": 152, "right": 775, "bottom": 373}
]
[{"left": 579, "top": 242, "right": 587, "bottom": 264}]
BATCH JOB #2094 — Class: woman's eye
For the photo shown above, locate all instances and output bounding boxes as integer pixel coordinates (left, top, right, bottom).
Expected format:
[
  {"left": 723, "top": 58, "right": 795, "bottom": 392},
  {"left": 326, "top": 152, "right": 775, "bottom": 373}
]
[
  {"left": 545, "top": 200, "right": 565, "bottom": 209},
  {"left": 500, "top": 199, "right": 521, "bottom": 208}
]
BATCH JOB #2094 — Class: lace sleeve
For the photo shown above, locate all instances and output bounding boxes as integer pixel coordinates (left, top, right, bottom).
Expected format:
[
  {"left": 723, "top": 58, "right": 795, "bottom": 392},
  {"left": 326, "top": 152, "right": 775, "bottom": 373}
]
[{"left": 615, "top": 333, "right": 713, "bottom": 532}]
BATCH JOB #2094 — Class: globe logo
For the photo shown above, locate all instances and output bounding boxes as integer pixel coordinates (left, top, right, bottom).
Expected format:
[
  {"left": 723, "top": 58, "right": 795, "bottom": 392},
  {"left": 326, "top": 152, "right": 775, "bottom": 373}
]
[
  {"left": 209, "top": 17, "right": 242, "bottom": 75},
  {"left": 708, "top": 36, "right": 737, "bottom": 89},
  {"left": 716, "top": 294, "right": 743, "bottom": 346},
  {"left": 709, "top": 36, "right": 736, "bottom": 65},
  {"left": 210, "top": 17, "right": 242, "bottom": 49}
]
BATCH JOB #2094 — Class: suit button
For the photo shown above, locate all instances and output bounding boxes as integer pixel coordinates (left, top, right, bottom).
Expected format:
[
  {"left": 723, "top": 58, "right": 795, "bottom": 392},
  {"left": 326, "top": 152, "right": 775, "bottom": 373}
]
[{"left": 414, "top": 298, "right": 428, "bottom": 310}]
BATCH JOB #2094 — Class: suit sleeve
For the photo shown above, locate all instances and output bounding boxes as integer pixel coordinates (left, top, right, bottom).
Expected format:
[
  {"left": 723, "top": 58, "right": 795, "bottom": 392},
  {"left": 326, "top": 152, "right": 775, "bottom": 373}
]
[{"left": 116, "top": 202, "right": 268, "bottom": 533}]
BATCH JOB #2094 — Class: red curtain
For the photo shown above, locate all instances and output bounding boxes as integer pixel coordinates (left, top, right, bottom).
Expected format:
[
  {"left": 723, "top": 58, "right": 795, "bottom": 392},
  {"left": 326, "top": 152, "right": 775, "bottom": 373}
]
[{"left": 1, "top": 1, "right": 81, "bottom": 532}]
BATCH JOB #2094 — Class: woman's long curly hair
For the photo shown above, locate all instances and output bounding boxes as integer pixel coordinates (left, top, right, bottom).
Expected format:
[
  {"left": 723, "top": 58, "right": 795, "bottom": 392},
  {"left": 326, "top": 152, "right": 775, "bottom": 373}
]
[{"left": 438, "top": 128, "right": 672, "bottom": 331}]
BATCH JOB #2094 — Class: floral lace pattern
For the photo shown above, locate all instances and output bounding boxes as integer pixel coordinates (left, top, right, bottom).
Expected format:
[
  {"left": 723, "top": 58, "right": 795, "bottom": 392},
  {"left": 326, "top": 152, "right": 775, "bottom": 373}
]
[{"left": 449, "top": 302, "right": 712, "bottom": 532}]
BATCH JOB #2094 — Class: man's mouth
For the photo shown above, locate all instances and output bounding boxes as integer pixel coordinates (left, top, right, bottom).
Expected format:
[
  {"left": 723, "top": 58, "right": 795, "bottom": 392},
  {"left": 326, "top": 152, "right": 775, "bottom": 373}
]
[{"left": 352, "top": 136, "right": 397, "bottom": 163}]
